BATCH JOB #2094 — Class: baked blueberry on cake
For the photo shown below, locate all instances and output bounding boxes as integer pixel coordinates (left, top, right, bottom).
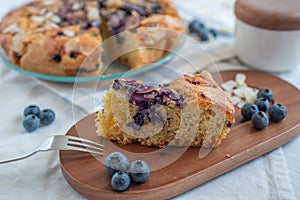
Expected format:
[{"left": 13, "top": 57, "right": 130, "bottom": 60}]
[
  {"left": 0, "top": 0, "right": 185, "bottom": 76},
  {"left": 96, "top": 70, "right": 235, "bottom": 148}
]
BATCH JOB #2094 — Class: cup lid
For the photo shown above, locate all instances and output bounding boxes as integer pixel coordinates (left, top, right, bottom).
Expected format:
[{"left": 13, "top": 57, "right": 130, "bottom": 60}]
[{"left": 235, "top": 0, "right": 300, "bottom": 31}]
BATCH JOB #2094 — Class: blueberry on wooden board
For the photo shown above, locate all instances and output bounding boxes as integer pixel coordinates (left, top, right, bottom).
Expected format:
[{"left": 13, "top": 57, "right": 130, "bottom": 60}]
[
  {"left": 268, "top": 104, "right": 287, "bottom": 122},
  {"left": 241, "top": 103, "right": 259, "bottom": 121},
  {"left": 251, "top": 111, "right": 269, "bottom": 130},
  {"left": 105, "top": 152, "right": 129, "bottom": 176},
  {"left": 129, "top": 160, "right": 150, "bottom": 183},
  {"left": 111, "top": 172, "right": 131, "bottom": 191}
]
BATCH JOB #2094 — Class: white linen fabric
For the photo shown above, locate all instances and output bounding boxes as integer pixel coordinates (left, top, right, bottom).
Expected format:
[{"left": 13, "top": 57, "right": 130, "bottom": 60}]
[{"left": 0, "top": 1, "right": 299, "bottom": 200}]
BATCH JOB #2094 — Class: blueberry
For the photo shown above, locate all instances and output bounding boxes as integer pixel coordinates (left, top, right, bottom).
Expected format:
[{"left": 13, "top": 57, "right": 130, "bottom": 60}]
[
  {"left": 254, "top": 97, "right": 270, "bottom": 112},
  {"left": 257, "top": 88, "right": 273, "bottom": 101},
  {"left": 52, "top": 54, "right": 61, "bottom": 63},
  {"left": 39, "top": 109, "right": 55, "bottom": 125},
  {"left": 23, "top": 114, "right": 40, "bottom": 132},
  {"left": 268, "top": 104, "right": 287, "bottom": 122},
  {"left": 111, "top": 171, "right": 131, "bottom": 191},
  {"left": 188, "top": 19, "right": 205, "bottom": 34},
  {"left": 133, "top": 112, "right": 144, "bottom": 127},
  {"left": 129, "top": 160, "right": 150, "bottom": 183},
  {"left": 105, "top": 152, "right": 129, "bottom": 176},
  {"left": 196, "top": 27, "right": 210, "bottom": 41},
  {"left": 24, "top": 105, "right": 40, "bottom": 117},
  {"left": 209, "top": 28, "right": 219, "bottom": 37},
  {"left": 251, "top": 111, "right": 269, "bottom": 130},
  {"left": 241, "top": 103, "right": 259, "bottom": 121},
  {"left": 69, "top": 52, "right": 78, "bottom": 59}
]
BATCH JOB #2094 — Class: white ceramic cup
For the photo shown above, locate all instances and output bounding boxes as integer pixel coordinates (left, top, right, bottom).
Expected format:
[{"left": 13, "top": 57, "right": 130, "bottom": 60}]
[{"left": 235, "top": 19, "right": 300, "bottom": 72}]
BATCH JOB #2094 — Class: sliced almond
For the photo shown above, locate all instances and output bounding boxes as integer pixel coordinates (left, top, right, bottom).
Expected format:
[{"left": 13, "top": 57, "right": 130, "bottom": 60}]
[
  {"left": 63, "top": 29, "right": 75, "bottom": 37},
  {"left": 235, "top": 73, "right": 246, "bottom": 85},
  {"left": 221, "top": 80, "right": 237, "bottom": 91},
  {"left": 87, "top": 7, "right": 100, "bottom": 21},
  {"left": 233, "top": 87, "right": 247, "bottom": 98},
  {"left": 45, "top": 11, "right": 54, "bottom": 19},
  {"left": 2, "top": 23, "right": 21, "bottom": 33},
  {"left": 39, "top": 9, "right": 47, "bottom": 15},
  {"left": 44, "top": 22, "right": 59, "bottom": 30},
  {"left": 50, "top": 15, "right": 61, "bottom": 24},
  {"left": 31, "top": 16, "right": 45, "bottom": 24},
  {"left": 244, "top": 87, "right": 257, "bottom": 103},
  {"left": 223, "top": 73, "right": 259, "bottom": 106},
  {"left": 72, "top": 3, "right": 81, "bottom": 10},
  {"left": 229, "top": 96, "right": 241, "bottom": 105}
]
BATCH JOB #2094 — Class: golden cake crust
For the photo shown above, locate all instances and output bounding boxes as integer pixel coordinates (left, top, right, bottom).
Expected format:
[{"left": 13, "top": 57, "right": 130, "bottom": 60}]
[
  {"left": 170, "top": 71, "right": 235, "bottom": 122},
  {"left": 0, "top": 0, "right": 185, "bottom": 76},
  {"left": 0, "top": 0, "right": 103, "bottom": 76}
]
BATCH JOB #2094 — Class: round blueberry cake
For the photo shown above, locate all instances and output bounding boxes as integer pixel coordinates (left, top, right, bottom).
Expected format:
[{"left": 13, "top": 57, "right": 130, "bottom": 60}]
[
  {"left": 96, "top": 70, "right": 235, "bottom": 148},
  {"left": 0, "top": 0, "right": 185, "bottom": 76}
]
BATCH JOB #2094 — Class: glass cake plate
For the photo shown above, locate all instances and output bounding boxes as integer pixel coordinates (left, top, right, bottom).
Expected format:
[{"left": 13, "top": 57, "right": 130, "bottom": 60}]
[{"left": 0, "top": 35, "right": 184, "bottom": 83}]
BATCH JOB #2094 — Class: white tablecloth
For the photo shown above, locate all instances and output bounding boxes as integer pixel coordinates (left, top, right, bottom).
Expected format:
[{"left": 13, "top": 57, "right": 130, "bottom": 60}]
[{"left": 0, "top": 1, "right": 300, "bottom": 200}]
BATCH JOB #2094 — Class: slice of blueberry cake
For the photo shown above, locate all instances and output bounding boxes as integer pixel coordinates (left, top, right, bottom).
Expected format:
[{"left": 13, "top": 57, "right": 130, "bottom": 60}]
[
  {"left": 96, "top": 70, "right": 235, "bottom": 148},
  {"left": 0, "top": 0, "right": 185, "bottom": 76}
]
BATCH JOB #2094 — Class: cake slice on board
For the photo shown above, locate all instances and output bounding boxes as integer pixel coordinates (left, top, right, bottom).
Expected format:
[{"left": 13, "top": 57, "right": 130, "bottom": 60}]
[{"left": 96, "top": 70, "right": 235, "bottom": 148}]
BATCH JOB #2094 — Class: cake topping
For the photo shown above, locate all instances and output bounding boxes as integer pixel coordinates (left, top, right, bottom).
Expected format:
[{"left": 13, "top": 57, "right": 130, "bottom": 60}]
[
  {"left": 112, "top": 79, "right": 185, "bottom": 109},
  {"left": 69, "top": 52, "right": 78, "bottom": 58},
  {"left": 102, "top": 1, "right": 163, "bottom": 34},
  {"left": 52, "top": 54, "right": 62, "bottom": 63},
  {"left": 112, "top": 78, "right": 185, "bottom": 130},
  {"left": 133, "top": 112, "right": 145, "bottom": 127}
]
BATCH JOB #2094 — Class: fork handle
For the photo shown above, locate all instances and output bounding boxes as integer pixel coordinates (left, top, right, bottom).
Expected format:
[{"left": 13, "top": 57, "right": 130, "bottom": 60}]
[{"left": 0, "top": 150, "right": 39, "bottom": 164}]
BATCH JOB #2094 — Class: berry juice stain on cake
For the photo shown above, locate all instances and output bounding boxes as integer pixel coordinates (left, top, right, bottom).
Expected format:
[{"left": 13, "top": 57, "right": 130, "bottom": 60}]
[{"left": 111, "top": 78, "right": 184, "bottom": 132}]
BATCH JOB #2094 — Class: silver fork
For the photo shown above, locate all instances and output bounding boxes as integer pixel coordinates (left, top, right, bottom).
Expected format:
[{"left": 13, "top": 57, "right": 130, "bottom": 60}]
[{"left": 0, "top": 135, "right": 104, "bottom": 164}]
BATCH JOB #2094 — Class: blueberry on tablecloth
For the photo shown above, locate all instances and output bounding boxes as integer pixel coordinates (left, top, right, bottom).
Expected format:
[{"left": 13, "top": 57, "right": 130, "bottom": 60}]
[
  {"left": 23, "top": 114, "right": 40, "bottom": 132},
  {"left": 24, "top": 105, "right": 40, "bottom": 117}
]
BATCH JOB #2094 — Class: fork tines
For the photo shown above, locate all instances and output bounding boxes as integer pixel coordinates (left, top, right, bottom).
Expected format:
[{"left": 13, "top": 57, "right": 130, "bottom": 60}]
[{"left": 66, "top": 135, "right": 104, "bottom": 156}]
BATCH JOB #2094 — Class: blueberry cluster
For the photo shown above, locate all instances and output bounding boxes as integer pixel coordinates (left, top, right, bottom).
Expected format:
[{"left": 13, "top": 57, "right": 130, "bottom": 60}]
[
  {"left": 113, "top": 79, "right": 185, "bottom": 108},
  {"left": 112, "top": 79, "right": 185, "bottom": 129},
  {"left": 104, "top": 1, "right": 162, "bottom": 35},
  {"left": 241, "top": 88, "right": 287, "bottom": 130},
  {"left": 188, "top": 19, "right": 219, "bottom": 42},
  {"left": 104, "top": 152, "right": 150, "bottom": 191},
  {"left": 22, "top": 105, "right": 55, "bottom": 132}
]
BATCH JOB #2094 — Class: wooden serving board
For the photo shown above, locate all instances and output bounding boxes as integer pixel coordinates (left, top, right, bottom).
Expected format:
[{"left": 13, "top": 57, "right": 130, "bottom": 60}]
[{"left": 60, "top": 70, "right": 300, "bottom": 200}]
